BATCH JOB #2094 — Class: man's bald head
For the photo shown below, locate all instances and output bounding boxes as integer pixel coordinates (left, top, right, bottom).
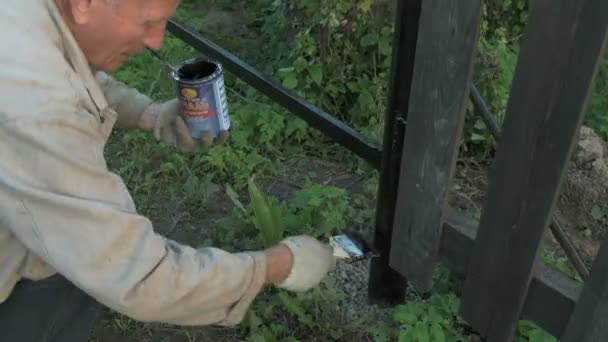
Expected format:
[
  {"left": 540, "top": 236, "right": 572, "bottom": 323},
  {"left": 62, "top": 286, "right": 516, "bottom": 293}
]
[{"left": 56, "top": 0, "right": 180, "bottom": 71}]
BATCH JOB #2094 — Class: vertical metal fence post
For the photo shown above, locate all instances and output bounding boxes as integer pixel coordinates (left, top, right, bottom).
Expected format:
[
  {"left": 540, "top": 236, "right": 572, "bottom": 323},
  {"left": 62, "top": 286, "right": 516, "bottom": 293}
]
[{"left": 368, "top": 0, "right": 422, "bottom": 306}]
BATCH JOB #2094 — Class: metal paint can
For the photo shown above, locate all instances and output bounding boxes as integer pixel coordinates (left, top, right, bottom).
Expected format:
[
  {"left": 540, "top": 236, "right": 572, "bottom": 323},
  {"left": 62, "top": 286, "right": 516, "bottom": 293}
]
[{"left": 172, "top": 58, "right": 230, "bottom": 140}]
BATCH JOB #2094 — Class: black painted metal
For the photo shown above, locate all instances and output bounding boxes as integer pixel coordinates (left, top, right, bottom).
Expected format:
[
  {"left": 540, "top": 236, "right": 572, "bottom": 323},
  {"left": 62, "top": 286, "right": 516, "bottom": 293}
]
[
  {"left": 367, "top": 0, "right": 422, "bottom": 306},
  {"left": 470, "top": 84, "right": 502, "bottom": 140},
  {"left": 167, "top": 20, "right": 382, "bottom": 169}
]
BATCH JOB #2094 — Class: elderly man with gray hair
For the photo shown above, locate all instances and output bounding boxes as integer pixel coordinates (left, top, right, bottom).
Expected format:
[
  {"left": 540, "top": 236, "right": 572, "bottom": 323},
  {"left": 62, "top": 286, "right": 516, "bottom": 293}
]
[{"left": 0, "top": 0, "right": 336, "bottom": 341}]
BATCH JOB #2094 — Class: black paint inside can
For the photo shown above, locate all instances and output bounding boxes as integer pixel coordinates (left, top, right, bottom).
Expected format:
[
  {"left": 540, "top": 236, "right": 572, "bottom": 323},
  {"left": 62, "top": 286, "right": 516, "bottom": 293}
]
[{"left": 176, "top": 60, "right": 218, "bottom": 81}]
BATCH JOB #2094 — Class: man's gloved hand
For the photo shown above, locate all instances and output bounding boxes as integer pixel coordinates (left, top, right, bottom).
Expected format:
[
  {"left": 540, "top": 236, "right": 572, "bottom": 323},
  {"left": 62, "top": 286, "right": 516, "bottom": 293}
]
[
  {"left": 274, "top": 235, "right": 337, "bottom": 292},
  {"left": 95, "top": 71, "right": 231, "bottom": 152},
  {"left": 140, "top": 99, "right": 231, "bottom": 153}
]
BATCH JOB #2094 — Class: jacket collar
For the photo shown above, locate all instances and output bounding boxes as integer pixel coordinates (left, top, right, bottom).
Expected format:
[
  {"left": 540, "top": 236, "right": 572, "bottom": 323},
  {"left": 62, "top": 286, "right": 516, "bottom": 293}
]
[{"left": 44, "top": 0, "right": 109, "bottom": 112}]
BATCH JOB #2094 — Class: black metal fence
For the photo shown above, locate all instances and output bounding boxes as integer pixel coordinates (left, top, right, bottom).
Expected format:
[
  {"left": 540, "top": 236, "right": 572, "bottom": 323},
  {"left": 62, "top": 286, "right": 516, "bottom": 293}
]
[{"left": 167, "top": 0, "right": 608, "bottom": 340}]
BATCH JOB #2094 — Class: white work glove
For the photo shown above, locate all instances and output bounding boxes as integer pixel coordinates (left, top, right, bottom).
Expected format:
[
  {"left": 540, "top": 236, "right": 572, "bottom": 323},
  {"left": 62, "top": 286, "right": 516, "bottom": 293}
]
[
  {"left": 142, "top": 99, "right": 231, "bottom": 153},
  {"left": 276, "top": 235, "right": 337, "bottom": 292},
  {"left": 95, "top": 71, "right": 231, "bottom": 153}
]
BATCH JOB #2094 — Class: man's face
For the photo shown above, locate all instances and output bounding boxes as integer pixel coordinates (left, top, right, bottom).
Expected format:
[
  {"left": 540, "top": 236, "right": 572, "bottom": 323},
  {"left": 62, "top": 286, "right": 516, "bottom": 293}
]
[{"left": 64, "top": 0, "right": 180, "bottom": 71}]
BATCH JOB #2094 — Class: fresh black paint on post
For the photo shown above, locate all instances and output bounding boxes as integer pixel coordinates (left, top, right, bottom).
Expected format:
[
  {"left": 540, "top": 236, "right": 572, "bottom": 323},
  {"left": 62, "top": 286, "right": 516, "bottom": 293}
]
[{"left": 367, "top": 0, "right": 422, "bottom": 306}]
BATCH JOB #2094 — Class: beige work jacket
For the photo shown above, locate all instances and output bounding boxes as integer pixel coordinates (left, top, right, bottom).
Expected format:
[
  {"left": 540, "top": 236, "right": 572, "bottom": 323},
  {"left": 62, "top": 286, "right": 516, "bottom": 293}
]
[{"left": 0, "top": 0, "right": 266, "bottom": 326}]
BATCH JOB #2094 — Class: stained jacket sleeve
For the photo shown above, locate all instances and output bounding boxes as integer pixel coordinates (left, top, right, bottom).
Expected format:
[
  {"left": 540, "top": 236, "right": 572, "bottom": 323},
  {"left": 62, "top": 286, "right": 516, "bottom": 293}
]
[
  {"left": 0, "top": 106, "right": 267, "bottom": 326},
  {"left": 95, "top": 71, "right": 154, "bottom": 128}
]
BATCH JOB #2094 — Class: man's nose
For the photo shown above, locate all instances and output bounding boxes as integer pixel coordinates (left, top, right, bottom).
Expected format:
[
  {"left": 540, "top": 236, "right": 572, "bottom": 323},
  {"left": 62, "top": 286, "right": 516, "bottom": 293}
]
[{"left": 143, "top": 26, "right": 166, "bottom": 51}]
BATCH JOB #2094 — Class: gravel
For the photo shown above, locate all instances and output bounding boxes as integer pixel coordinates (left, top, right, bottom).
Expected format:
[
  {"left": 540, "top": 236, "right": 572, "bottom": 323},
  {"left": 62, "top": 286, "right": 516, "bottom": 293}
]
[{"left": 330, "top": 258, "right": 385, "bottom": 322}]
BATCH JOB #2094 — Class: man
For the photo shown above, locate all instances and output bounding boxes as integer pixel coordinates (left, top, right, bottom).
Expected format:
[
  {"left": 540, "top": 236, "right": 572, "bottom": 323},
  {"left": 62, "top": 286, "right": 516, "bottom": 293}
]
[{"left": 0, "top": 0, "right": 336, "bottom": 341}]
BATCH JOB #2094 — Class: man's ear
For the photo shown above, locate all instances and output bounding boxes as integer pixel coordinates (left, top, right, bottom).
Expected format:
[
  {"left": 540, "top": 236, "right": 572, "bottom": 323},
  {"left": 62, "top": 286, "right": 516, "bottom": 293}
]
[{"left": 69, "top": 0, "right": 93, "bottom": 25}]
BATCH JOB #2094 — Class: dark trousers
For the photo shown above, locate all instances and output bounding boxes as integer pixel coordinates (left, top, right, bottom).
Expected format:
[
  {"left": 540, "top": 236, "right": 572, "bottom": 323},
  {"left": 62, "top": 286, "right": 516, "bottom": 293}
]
[{"left": 0, "top": 274, "right": 99, "bottom": 342}]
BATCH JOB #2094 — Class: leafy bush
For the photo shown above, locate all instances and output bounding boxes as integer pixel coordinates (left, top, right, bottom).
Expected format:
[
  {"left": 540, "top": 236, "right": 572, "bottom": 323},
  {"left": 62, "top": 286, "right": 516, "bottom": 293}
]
[
  {"left": 483, "top": 0, "right": 528, "bottom": 43},
  {"left": 256, "top": 0, "right": 394, "bottom": 145}
]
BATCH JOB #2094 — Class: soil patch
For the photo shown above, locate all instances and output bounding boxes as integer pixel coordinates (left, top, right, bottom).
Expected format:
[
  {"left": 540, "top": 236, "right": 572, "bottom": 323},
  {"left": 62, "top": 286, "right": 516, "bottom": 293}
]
[{"left": 553, "top": 126, "right": 608, "bottom": 266}]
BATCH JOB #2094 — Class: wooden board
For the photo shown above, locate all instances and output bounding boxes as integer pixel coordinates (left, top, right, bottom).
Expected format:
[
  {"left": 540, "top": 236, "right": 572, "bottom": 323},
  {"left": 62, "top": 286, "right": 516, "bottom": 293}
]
[
  {"left": 388, "top": 0, "right": 482, "bottom": 292},
  {"left": 522, "top": 262, "right": 582, "bottom": 338},
  {"left": 459, "top": 0, "right": 608, "bottom": 341},
  {"left": 440, "top": 208, "right": 582, "bottom": 338},
  {"left": 562, "top": 240, "right": 608, "bottom": 341}
]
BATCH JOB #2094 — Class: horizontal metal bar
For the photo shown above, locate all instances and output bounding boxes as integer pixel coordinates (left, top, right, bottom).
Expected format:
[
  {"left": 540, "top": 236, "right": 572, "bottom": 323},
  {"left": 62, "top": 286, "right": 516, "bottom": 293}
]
[
  {"left": 167, "top": 19, "right": 382, "bottom": 169},
  {"left": 440, "top": 208, "right": 581, "bottom": 339},
  {"left": 469, "top": 84, "right": 502, "bottom": 140}
]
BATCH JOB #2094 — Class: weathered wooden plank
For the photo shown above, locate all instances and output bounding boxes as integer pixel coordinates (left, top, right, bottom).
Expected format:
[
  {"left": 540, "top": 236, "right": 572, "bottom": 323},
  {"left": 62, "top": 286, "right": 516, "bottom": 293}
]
[
  {"left": 367, "top": 0, "right": 422, "bottom": 306},
  {"left": 522, "top": 262, "right": 582, "bottom": 338},
  {"left": 562, "top": 241, "right": 608, "bottom": 341},
  {"left": 460, "top": 0, "right": 608, "bottom": 341},
  {"left": 440, "top": 208, "right": 582, "bottom": 339},
  {"left": 388, "top": 0, "right": 482, "bottom": 292}
]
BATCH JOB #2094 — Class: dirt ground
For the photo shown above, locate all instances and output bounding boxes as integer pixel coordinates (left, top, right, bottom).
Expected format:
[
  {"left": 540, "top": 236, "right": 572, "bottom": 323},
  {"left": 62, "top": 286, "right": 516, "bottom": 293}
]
[{"left": 552, "top": 126, "right": 608, "bottom": 267}]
